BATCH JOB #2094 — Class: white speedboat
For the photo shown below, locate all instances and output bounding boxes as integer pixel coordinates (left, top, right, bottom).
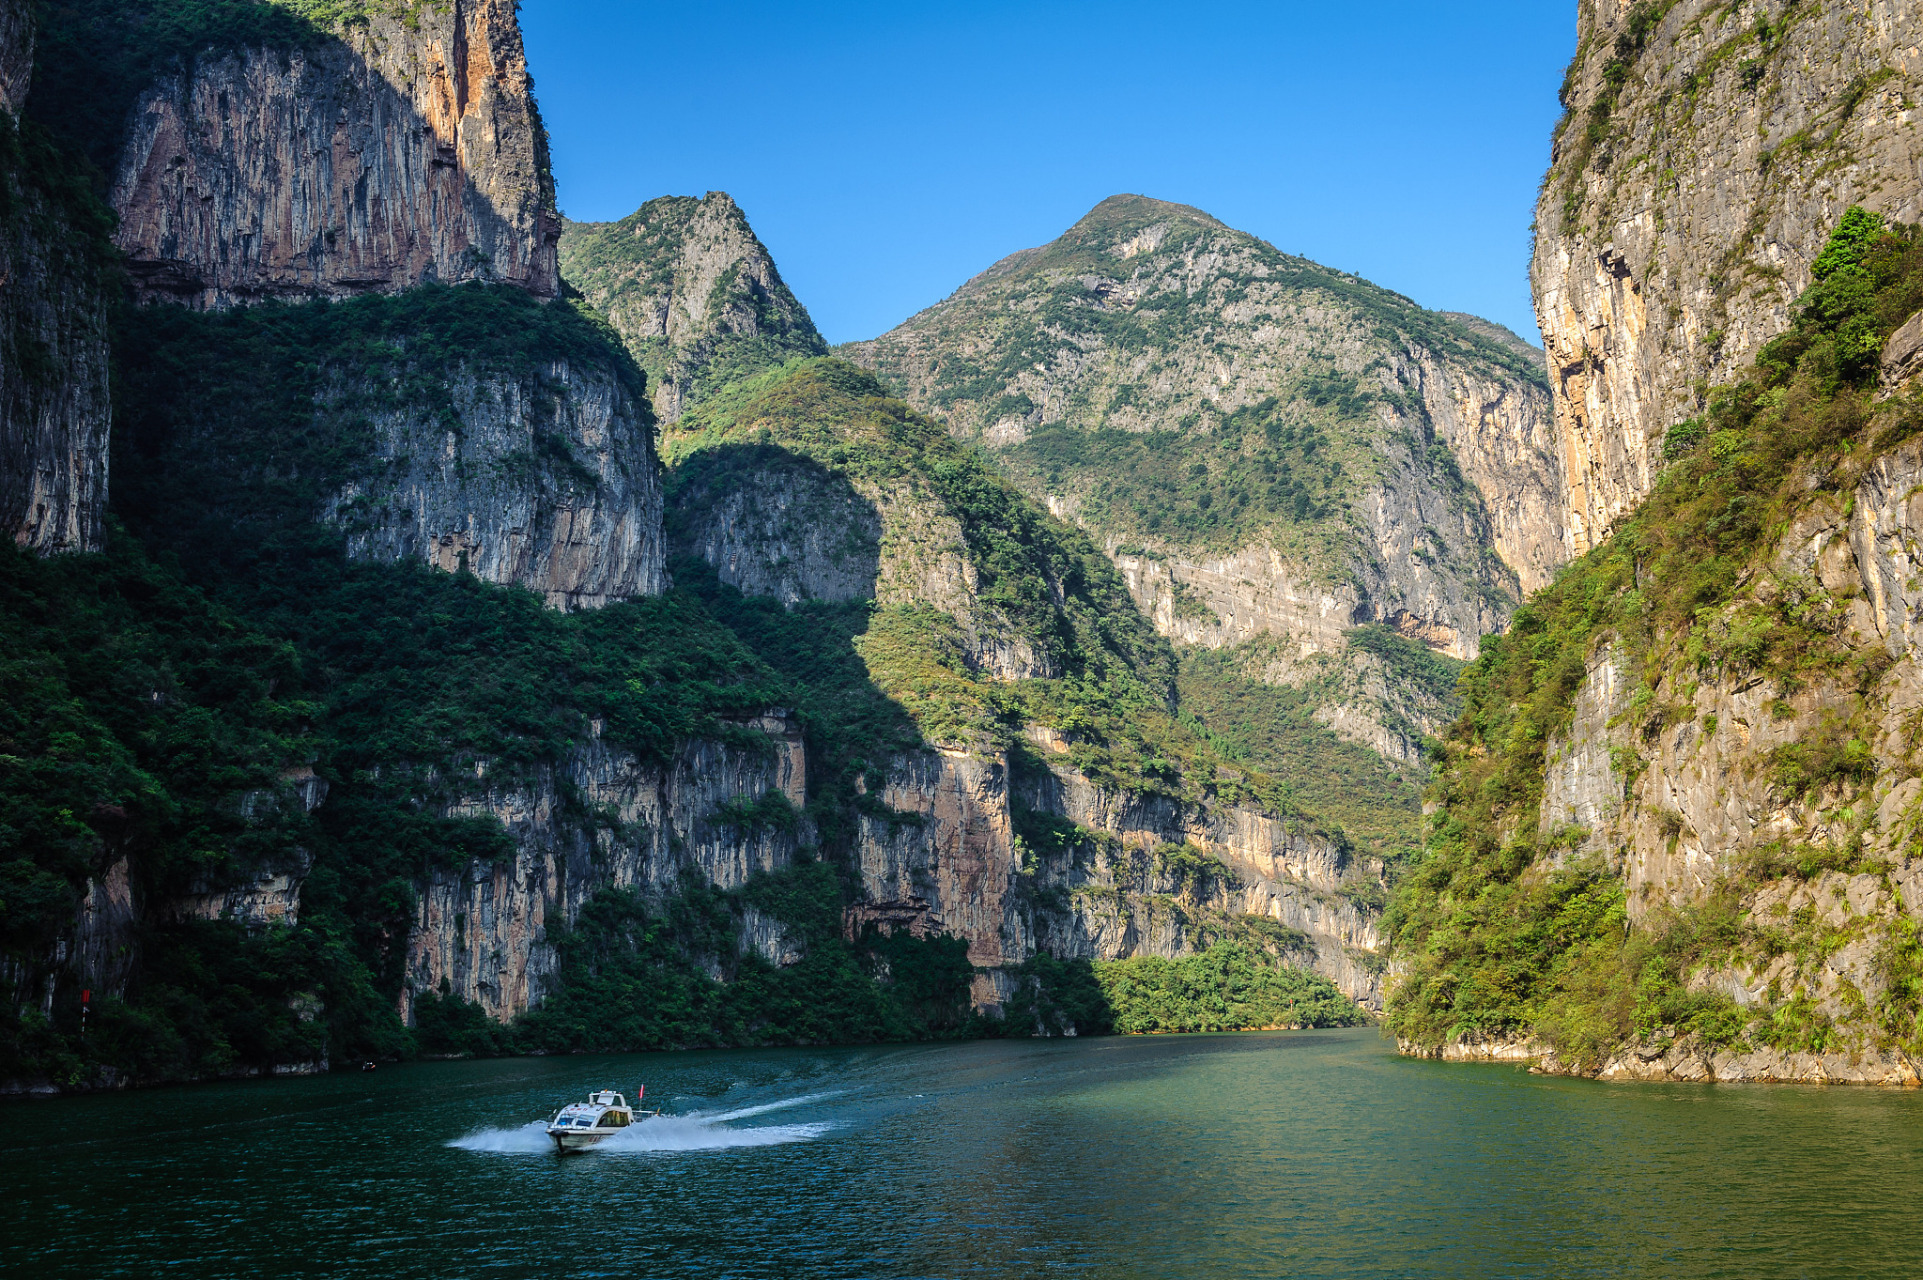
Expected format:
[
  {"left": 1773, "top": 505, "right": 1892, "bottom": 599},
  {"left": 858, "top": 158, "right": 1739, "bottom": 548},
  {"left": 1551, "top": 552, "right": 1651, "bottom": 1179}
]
[{"left": 546, "top": 1089, "right": 650, "bottom": 1153}]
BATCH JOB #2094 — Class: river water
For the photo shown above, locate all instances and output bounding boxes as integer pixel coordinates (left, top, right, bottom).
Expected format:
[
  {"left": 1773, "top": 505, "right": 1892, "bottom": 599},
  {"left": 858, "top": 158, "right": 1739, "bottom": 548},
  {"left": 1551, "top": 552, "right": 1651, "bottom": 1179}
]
[{"left": 3, "top": 1028, "right": 1918, "bottom": 1278}]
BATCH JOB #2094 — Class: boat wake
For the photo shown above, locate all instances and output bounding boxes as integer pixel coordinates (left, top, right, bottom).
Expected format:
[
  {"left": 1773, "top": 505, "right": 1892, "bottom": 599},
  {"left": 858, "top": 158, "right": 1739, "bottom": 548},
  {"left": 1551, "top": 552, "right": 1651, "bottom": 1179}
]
[{"left": 449, "top": 1093, "right": 834, "bottom": 1156}]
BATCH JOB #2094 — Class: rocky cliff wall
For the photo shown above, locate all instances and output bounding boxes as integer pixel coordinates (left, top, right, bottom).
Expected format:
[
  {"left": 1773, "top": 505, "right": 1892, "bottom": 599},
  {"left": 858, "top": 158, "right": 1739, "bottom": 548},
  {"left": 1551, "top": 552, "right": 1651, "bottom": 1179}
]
[
  {"left": 559, "top": 193, "right": 826, "bottom": 421},
  {"left": 1536, "top": 0, "right": 1923, "bottom": 553},
  {"left": 850, "top": 744, "right": 1386, "bottom": 1010},
  {"left": 403, "top": 718, "right": 808, "bottom": 1024},
  {"left": 323, "top": 355, "right": 667, "bottom": 608},
  {"left": 111, "top": 0, "right": 559, "bottom": 306},
  {"left": 1452, "top": 429, "right": 1923, "bottom": 1083},
  {"left": 0, "top": 7, "right": 111, "bottom": 555}
]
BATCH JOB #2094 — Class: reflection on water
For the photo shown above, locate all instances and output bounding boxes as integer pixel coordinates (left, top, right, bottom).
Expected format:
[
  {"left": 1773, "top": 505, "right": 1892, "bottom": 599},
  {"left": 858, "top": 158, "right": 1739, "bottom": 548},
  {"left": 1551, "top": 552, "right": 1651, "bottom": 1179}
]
[{"left": 2, "top": 1028, "right": 1919, "bottom": 1278}]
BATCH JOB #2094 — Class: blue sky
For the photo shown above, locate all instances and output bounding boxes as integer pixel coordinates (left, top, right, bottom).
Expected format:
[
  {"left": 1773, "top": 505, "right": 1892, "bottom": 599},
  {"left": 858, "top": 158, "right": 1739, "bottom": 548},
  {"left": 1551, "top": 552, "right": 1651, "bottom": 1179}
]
[{"left": 521, "top": 2, "right": 1573, "bottom": 347}]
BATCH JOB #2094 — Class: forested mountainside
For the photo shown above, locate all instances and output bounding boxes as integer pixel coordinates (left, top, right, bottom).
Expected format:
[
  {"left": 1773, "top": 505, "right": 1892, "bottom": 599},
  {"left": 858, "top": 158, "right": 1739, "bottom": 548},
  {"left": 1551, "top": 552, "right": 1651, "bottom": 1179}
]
[
  {"left": 559, "top": 194, "right": 827, "bottom": 422},
  {"left": 839, "top": 194, "right": 1564, "bottom": 868},
  {"left": 1537, "top": 0, "right": 1923, "bottom": 554},
  {"left": 1389, "top": 0, "right": 1923, "bottom": 1081},
  {"left": 1, "top": 0, "right": 1371, "bottom": 1091}
]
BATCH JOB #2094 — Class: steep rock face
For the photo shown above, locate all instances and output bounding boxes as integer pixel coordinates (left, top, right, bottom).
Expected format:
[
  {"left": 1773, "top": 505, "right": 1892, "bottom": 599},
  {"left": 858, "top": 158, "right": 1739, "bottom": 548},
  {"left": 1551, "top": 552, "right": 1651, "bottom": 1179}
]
[
  {"left": 1536, "top": 0, "right": 1923, "bottom": 553},
  {"left": 0, "top": 8, "right": 110, "bottom": 555},
  {"left": 847, "top": 195, "right": 1565, "bottom": 658},
  {"left": 559, "top": 193, "right": 825, "bottom": 421},
  {"left": 1467, "top": 434, "right": 1923, "bottom": 1082},
  {"left": 849, "top": 745, "right": 1385, "bottom": 1009},
  {"left": 670, "top": 440, "right": 1052, "bottom": 679},
  {"left": 404, "top": 719, "right": 808, "bottom": 1023},
  {"left": 324, "top": 355, "right": 667, "bottom": 608},
  {"left": 669, "top": 450, "right": 881, "bottom": 606},
  {"left": 111, "top": 0, "right": 560, "bottom": 306},
  {"left": 0, "top": 0, "right": 28, "bottom": 117}
]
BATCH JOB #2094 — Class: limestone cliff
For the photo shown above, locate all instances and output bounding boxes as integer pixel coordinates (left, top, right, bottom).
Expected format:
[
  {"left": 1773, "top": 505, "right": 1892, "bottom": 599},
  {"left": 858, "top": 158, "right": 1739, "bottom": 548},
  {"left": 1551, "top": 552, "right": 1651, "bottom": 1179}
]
[
  {"left": 559, "top": 193, "right": 827, "bottom": 422},
  {"left": 322, "top": 351, "right": 667, "bottom": 609},
  {"left": 846, "top": 195, "right": 1567, "bottom": 656},
  {"left": 1536, "top": 0, "right": 1923, "bottom": 554},
  {"left": 658, "top": 358, "right": 1387, "bottom": 1008},
  {"left": 110, "top": 0, "right": 560, "bottom": 306},
  {"left": 0, "top": 3, "right": 110, "bottom": 554},
  {"left": 853, "top": 745, "right": 1385, "bottom": 1009},
  {"left": 118, "top": 288, "right": 668, "bottom": 609}
]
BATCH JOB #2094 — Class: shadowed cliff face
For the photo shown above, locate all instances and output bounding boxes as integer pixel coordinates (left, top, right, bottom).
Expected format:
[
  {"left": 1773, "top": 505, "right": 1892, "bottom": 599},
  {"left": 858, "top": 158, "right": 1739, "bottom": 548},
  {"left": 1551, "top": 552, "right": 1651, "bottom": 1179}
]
[
  {"left": 0, "top": 1, "right": 111, "bottom": 554},
  {"left": 1535, "top": 0, "right": 1923, "bottom": 554},
  {"left": 559, "top": 193, "right": 827, "bottom": 422},
  {"left": 0, "top": 0, "right": 28, "bottom": 116},
  {"left": 110, "top": 0, "right": 559, "bottom": 306}
]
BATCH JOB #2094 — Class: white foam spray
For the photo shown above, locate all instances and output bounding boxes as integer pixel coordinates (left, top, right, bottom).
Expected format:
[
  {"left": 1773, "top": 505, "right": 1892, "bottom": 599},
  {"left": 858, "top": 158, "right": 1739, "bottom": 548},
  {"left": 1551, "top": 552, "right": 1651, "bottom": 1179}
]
[{"left": 448, "top": 1094, "right": 834, "bottom": 1156}]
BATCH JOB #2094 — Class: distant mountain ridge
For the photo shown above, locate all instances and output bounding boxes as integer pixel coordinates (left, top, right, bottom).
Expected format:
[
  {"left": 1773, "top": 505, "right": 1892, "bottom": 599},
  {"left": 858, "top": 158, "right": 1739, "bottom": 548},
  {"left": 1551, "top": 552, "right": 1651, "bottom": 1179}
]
[{"left": 842, "top": 194, "right": 1566, "bottom": 635}]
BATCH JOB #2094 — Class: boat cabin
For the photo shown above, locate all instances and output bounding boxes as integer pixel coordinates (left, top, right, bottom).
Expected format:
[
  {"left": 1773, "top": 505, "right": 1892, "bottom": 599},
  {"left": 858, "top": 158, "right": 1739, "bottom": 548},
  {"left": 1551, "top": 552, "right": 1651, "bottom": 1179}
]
[{"left": 551, "top": 1090, "right": 633, "bottom": 1130}]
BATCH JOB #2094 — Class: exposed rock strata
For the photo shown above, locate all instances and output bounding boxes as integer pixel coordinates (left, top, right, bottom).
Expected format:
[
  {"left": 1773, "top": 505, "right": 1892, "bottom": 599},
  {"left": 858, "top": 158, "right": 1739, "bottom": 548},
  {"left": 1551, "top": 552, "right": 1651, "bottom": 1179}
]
[
  {"left": 559, "top": 193, "right": 825, "bottom": 421},
  {"left": 852, "top": 746, "right": 1385, "bottom": 1010},
  {"left": 668, "top": 450, "right": 881, "bottom": 606},
  {"left": 111, "top": 0, "right": 560, "bottom": 306},
  {"left": 0, "top": 4, "right": 110, "bottom": 554},
  {"left": 323, "top": 356, "right": 667, "bottom": 608},
  {"left": 1536, "top": 0, "right": 1923, "bottom": 553}
]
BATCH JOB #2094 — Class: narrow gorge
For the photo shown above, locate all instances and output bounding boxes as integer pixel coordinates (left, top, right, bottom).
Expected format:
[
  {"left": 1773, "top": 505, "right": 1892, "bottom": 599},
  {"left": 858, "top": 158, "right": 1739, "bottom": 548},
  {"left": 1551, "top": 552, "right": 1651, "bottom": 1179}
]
[{"left": 3, "top": 0, "right": 1385, "bottom": 1090}]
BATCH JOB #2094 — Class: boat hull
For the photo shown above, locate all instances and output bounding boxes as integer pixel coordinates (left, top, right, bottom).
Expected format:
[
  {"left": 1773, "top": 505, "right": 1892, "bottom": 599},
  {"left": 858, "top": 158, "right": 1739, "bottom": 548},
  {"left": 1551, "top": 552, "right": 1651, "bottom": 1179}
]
[{"left": 549, "top": 1129, "right": 615, "bottom": 1154}]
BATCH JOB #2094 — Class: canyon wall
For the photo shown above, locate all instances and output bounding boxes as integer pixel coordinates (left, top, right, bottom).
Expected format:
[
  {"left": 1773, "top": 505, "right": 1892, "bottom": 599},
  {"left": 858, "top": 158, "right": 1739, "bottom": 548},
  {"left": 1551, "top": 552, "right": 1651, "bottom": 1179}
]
[
  {"left": 407, "top": 724, "right": 1382, "bottom": 1025},
  {"left": 111, "top": 0, "right": 560, "bottom": 306},
  {"left": 404, "top": 720, "right": 809, "bottom": 1023},
  {"left": 1536, "top": 0, "right": 1923, "bottom": 553},
  {"left": 0, "top": 2, "right": 110, "bottom": 554}
]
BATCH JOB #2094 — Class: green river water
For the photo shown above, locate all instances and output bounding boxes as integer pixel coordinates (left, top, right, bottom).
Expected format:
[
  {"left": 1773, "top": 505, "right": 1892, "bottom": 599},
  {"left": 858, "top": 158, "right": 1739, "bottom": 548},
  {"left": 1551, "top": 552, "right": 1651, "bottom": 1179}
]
[{"left": 2, "top": 1027, "right": 1919, "bottom": 1278}]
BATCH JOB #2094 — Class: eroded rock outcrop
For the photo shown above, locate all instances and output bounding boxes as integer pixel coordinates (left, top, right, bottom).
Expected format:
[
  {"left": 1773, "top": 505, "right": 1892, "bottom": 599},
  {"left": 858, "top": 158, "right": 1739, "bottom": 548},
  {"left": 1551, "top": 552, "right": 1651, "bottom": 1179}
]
[
  {"left": 559, "top": 193, "right": 826, "bottom": 421},
  {"left": 1536, "top": 0, "right": 1923, "bottom": 553},
  {"left": 1474, "top": 433, "right": 1923, "bottom": 1082},
  {"left": 851, "top": 745, "right": 1386, "bottom": 1010},
  {"left": 111, "top": 0, "right": 560, "bottom": 306}
]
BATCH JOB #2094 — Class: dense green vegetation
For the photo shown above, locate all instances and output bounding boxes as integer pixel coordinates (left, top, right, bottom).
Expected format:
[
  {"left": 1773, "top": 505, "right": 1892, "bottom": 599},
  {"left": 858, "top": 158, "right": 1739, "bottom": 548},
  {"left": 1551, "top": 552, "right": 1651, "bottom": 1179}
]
[
  {"left": 4, "top": 291, "right": 1368, "bottom": 1085},
  {"left": 662, "top": 358, "right": 1352, "bottom": 829},
  {"left": 1007, "top": 944, "right": 1365, "bottom": 1036},
  {"left": 1386, "top": 211, "right": 1923, "bottom": 1067},
  {"left": 1178, "top": 625, "right": 1464, "bottom": 866}
]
